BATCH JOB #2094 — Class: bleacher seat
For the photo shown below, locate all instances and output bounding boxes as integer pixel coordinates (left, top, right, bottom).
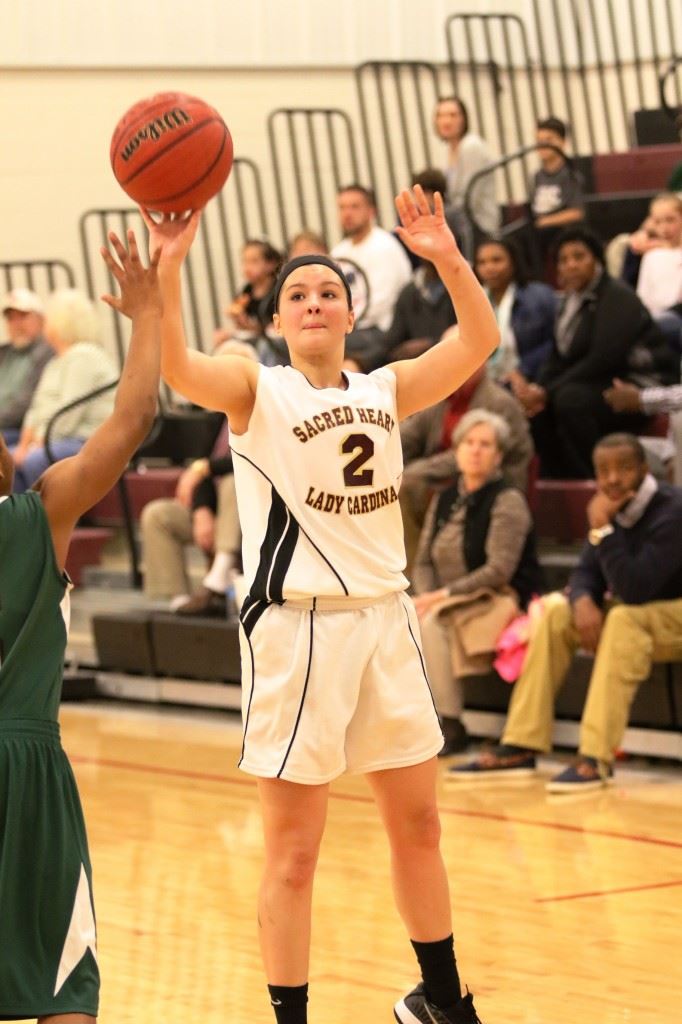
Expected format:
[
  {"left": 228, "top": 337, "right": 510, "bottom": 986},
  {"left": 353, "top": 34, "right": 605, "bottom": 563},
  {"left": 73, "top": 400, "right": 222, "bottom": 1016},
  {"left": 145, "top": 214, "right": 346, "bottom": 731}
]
[
  {"left": 93, "top": 611, "right": 242, "bottom": 684},
  {"left": 502, "top": 144, "right": 682, "bottom": 240},
  {"left": 93, "top": 612, "right": 157, "bottom": 675},
  {"left": 461, "top": 657, "right": 681, "bottom": 732},
  {"left": 591, "top": 144, "right": 682, "bottom": 195},
  {"left": 65, "top": 528, "right": 113, "bottom": 586},
  {"left": 88, "top": 467, "right": 182, "bottom": 524},
  {"left": 533, "top": 480, "right": 596, "bottom": 543}
]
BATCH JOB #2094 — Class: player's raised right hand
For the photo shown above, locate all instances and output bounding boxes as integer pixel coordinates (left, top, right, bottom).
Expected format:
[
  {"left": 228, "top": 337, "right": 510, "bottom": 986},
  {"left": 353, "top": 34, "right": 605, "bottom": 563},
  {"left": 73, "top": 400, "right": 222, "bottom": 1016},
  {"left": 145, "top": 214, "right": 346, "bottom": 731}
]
[
  {"left": 395, "top": 184, "right": 459, "bottom": 265},
  {"left": 139, "top": 208, "right": 201, "bottom": 269},
  {"left": 100, "top": 228, "right": 163, "bottom": 321}
]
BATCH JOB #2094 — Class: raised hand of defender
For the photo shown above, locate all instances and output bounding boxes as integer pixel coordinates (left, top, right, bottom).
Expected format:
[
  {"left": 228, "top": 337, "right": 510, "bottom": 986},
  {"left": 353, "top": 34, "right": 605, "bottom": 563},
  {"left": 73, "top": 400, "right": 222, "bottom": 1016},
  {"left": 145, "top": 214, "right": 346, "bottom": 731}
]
[
  {"left": 395, "top": 185, "right": 459, "bottom": 263},
  {"left": 139, "top": 208, "right": 201, "bottom": 268},
  {"left": 100, "top": 228, "right": 163, "bottom": 320}
]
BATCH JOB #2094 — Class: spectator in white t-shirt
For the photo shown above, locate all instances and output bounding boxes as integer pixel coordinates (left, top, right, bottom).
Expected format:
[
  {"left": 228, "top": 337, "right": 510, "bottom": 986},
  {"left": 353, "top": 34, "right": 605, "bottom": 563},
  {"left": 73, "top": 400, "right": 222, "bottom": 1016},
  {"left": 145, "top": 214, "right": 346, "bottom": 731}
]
[
  {"left": 331, "top": 183, "right": 412, "bottom": 371},
  {"left": 636, "top": 192, "right": 682, "bottom": 354}
]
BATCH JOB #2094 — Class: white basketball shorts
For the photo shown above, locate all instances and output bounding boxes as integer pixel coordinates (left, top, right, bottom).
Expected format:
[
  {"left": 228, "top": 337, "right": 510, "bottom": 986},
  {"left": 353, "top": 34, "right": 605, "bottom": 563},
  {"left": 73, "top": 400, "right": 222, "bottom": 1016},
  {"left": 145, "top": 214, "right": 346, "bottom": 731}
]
[{"left": 238, "top": 591, "right": 443, "bottom": 784}]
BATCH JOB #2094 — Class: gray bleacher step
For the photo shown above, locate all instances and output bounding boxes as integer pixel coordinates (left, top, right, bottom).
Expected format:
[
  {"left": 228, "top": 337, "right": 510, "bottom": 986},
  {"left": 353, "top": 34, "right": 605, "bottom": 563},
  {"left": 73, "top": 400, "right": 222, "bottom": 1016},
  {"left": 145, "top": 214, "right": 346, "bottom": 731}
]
[
  {"left": 62, "top": 670, "right": 98, "bottom": 700},
  {"left": 94, "top": 671, "right": 242, "bottom": 711},
  {"left": 92, "top": 610, "right": 242, "bottom": 683},
  {"left": 81, "top": 566, "right": 137, "bottom": 589},
  {"left": 67, "top": 584, "right": 167, "bottom": 666},
  {"left": 538, "top": 548, "right": 581, "bottom": 592}
]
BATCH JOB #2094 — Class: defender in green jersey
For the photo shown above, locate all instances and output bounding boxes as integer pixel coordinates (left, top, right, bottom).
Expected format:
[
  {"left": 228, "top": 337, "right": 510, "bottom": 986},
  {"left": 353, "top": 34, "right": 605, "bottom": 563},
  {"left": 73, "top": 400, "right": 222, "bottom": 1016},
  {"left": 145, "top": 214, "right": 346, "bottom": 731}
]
[{"left": 0, "top": 229, "right": 162, "bottom": 1023}]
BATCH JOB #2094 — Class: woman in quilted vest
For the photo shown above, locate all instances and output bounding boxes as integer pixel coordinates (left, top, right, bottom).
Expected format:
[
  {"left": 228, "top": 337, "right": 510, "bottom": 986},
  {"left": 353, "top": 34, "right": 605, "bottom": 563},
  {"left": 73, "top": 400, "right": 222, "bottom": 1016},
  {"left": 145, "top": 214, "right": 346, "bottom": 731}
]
[{"left": 413, "top": 408, "right": 543, "bottom": 755}]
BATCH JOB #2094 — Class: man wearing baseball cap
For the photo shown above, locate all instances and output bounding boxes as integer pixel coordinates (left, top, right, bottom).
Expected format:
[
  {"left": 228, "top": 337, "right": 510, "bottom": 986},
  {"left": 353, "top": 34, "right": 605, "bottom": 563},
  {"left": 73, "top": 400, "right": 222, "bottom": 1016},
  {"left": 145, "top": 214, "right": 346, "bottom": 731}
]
[{"left": 0, "top": 289, "right": 53, "bottom": 445}]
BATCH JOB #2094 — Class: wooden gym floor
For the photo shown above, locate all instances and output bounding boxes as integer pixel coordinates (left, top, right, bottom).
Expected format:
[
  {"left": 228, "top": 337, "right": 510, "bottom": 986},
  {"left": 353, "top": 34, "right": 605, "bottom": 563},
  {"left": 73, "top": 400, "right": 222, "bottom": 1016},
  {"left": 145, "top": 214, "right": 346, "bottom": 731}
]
[{"left": 25, "top": 704, "right": 682, "bottom": 1023}]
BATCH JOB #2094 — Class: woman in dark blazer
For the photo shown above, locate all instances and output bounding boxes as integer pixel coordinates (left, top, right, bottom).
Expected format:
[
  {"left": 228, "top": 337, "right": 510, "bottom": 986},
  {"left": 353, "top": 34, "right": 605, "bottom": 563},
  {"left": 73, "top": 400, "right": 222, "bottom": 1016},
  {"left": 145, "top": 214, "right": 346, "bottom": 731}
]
[{"left": 519, "top": 226, "right": 678, "bottom": 478}]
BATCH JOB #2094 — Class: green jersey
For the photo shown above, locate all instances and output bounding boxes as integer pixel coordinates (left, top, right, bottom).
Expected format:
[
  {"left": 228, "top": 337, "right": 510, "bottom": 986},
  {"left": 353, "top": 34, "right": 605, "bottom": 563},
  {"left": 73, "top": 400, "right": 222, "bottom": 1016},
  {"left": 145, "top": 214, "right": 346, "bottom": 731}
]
[
  {"left": 0, "top": 490, "right": 69, "bottom": 721},
  {"left": 0, "top": 491, "right": 99, "bottom": 1019}
]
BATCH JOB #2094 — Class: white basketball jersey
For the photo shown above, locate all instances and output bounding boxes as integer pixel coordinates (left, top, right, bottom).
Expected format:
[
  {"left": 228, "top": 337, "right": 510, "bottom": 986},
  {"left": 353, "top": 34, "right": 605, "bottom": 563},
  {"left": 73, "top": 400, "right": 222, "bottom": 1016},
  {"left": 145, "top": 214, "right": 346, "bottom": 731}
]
[{"left": 230, "top": 365, "right": 407, "bottom": 601}]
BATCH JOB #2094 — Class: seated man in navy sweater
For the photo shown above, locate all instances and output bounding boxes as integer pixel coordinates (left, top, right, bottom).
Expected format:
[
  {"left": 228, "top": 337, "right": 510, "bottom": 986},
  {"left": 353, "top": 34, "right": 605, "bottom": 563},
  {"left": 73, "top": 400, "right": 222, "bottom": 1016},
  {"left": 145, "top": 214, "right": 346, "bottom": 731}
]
[{"left": 449, "top": 432, "right": 682, "bottom": 791}]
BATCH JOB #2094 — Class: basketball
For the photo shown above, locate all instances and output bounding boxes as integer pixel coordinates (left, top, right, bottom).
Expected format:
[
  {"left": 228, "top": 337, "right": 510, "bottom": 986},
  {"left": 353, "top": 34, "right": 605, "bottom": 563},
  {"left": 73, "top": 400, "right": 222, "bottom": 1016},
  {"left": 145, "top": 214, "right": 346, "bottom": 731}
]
[{"left": 110, "top": 92, "right": 233, "bottom": 213}]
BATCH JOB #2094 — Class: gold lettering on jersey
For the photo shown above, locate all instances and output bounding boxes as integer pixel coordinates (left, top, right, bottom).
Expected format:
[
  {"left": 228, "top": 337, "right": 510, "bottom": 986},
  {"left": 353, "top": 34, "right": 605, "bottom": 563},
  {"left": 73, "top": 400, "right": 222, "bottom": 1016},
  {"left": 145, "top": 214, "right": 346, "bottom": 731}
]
[
  {"left": 292, "top": 406, "right": 394, "bottom": 442},
  {"left": 305, "top": 486, "right": 345, "bottom": 514},
  {"left": 348, "top": 486, "right": 398, "bottom": 515},
  {"left": 304, "top": 484, "right": 399, "bottom": 516}
]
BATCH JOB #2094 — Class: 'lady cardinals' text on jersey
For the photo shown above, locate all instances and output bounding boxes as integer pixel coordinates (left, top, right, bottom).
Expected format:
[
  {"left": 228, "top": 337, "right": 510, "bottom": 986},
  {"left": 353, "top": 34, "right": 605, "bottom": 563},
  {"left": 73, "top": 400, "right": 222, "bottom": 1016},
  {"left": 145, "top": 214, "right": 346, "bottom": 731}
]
[{"left": 230, "top": 365, "right": 408, "bottom": 601}]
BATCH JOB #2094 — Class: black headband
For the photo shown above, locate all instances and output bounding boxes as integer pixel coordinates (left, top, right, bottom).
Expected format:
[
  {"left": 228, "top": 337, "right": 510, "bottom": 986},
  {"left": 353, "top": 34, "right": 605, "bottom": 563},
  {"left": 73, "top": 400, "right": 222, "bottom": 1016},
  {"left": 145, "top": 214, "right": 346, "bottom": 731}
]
[{"left": 273, "top": 255, "right": 353, "bottom": 311}]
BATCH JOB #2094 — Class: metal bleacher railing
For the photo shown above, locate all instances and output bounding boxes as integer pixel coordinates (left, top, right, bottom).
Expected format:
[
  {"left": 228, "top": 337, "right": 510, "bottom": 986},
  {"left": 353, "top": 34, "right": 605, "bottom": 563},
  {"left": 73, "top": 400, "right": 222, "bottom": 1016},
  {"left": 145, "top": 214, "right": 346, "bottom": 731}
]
[
  {"left": 462, "top": 142, "right": 577, "bottom": 238},
  {"left": 462, "top": 139, "right": 667, "bottom": 264},
  {"left": 660, "top": 54, "right": 682, "bottom": 121},
  {"left": 354, "top": 61, "right": 442, "bottom": 227},
  {"left": 0, "top": 259, "right": 75, "bottom": 294},
  {"left": 329, "top": 6, "right": 682, "bottom": 226},
  {"left": 268, "top": 5, "right": 681, "bottom": 243},
  {"left": 67, "top": 5, "right": 681, "bottom": 381},
  {"left": 79, "top": 157, "right": 269, "bottom": 372},
  {"left": 267, "top": 107, "right": 360, "bottom": 246},
  {"left": 445, "top": 2, "right": 682, "bottom": 188},
  {"left": 445, "top": 13, "right": 541, "bottom": 200}
]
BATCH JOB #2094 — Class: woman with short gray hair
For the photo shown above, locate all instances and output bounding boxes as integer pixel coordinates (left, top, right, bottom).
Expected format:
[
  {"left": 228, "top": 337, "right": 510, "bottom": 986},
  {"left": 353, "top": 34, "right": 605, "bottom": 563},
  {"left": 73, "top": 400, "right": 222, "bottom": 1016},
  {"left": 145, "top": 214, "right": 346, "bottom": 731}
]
[
  {"left": 10, "top": 289, "right": 117, "bottom": 491},
  {"left": 413, "top": 409, "right": 543, "bottom": 754},
  {"left": 451, "top": 408, "right": 511, "bottom": 452}
]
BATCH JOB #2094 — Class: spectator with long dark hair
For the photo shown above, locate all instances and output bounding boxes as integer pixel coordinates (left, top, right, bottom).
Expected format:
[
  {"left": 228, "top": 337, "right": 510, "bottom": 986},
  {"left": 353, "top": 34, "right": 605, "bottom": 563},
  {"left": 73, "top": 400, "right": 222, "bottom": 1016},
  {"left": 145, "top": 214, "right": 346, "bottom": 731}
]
[
  {"left": 434, "top": 96, "right": 499, "bottom": 259},
  {"left": 474, "top": 236, "right": 557, "bottom": 394},
  {"left": 214, "top": 238, "right": 283, "bottom": 363}
]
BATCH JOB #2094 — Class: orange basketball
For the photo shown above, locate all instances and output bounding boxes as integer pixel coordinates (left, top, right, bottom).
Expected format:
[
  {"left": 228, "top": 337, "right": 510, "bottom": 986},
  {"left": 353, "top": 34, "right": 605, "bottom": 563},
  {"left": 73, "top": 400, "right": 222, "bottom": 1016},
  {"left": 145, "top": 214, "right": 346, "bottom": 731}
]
[{"left": 110, "top": 92, "right": 233, "bottom": 213}]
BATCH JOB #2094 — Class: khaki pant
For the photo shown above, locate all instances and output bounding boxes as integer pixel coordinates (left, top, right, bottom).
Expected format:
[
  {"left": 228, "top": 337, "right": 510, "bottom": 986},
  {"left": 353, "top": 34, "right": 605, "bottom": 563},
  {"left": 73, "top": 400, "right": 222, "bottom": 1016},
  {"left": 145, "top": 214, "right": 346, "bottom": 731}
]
[
  {"left": 503, "top": 593, "right": 682, "bottom": 763},
  {"left": 419, "top": 609, "right": 464, "bottom": 718},
  {"left": 140, "top": 475, "right": 240, "bottom": 598},
  {"left": 400, "top": 450, "right": 457, "bottom": 576}
]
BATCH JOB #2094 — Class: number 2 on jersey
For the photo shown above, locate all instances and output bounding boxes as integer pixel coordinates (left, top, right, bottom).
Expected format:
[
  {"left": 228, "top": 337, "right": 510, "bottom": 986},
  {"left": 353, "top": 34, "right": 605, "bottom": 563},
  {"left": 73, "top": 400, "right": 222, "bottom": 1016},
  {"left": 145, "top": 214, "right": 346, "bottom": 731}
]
[{"left": 341, "top": 433, "right": 374, "bottom": 487}]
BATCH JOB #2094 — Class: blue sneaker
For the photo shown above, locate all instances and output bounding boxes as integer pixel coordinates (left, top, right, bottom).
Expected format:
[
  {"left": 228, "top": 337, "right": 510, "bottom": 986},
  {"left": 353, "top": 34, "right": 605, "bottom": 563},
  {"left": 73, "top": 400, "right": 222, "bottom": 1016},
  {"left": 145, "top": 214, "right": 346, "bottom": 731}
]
[
  {"left": 394, "top": 984, "right": 483, "bottom": 1023},
  {"left": 545, "top": 756, "right": 613, "bottom": 793},
  {"left": 446, "top": 744, "right": 537, "bottom": 782}
]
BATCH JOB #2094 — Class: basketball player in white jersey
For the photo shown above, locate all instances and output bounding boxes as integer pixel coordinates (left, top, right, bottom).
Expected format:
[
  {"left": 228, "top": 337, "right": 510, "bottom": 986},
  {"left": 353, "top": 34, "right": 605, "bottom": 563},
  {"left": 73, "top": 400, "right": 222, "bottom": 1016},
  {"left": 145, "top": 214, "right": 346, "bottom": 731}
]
[{"left": 142, "top": 186, "right": 498, "bottom": 1024}]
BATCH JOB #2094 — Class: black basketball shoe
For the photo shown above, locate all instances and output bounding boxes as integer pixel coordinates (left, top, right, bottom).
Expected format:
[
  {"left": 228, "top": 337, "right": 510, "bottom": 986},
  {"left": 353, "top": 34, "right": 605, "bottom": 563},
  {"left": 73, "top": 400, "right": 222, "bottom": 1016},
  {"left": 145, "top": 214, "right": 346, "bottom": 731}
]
[{"left": 394, "top": 984, "right": 483, "bottom": 1023}]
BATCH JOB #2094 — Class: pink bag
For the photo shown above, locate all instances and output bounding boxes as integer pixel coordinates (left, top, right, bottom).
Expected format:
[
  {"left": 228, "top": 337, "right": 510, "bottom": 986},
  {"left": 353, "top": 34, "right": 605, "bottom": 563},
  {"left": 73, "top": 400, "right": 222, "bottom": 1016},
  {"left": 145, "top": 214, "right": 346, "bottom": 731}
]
[{"left": 493, "top": 595, "right": 547, "bottom": 683}]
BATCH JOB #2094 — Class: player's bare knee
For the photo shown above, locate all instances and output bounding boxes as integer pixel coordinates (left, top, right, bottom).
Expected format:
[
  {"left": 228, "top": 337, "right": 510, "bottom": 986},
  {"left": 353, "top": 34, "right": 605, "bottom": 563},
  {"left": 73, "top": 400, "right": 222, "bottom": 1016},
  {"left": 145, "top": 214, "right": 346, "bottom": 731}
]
[
  {"left": 393, "top": 804, "right": 441, "bottom": 852},
  {"left": 271, "top": 846, "right": 320, "bottom": 892}
]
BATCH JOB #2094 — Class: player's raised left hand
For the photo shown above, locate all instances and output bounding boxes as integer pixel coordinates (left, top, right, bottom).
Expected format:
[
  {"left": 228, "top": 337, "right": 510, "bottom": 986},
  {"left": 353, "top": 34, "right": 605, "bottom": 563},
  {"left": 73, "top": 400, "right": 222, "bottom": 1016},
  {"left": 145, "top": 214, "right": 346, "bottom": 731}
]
[{"left": 395, "top": 185, "right": 459, "bottom": 264}]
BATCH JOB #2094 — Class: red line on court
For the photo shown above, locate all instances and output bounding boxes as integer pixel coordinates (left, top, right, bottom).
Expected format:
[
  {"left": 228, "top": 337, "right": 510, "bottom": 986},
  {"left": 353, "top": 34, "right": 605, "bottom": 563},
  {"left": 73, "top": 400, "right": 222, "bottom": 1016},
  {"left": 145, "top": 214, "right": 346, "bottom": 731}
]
[
  {"left": 535, "top": 878, "right": 682, "bottom": 903},
  {"left": 69, "top": 753, "right": 682, "bottom": 851}
]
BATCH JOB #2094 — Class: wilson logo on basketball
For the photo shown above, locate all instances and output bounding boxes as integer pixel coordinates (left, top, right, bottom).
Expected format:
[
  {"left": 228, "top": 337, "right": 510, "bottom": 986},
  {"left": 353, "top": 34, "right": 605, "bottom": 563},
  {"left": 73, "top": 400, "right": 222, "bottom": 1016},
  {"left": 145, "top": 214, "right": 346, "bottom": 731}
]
[{"left": 120, "top": 109, "right": 192, "bottom": 162}]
